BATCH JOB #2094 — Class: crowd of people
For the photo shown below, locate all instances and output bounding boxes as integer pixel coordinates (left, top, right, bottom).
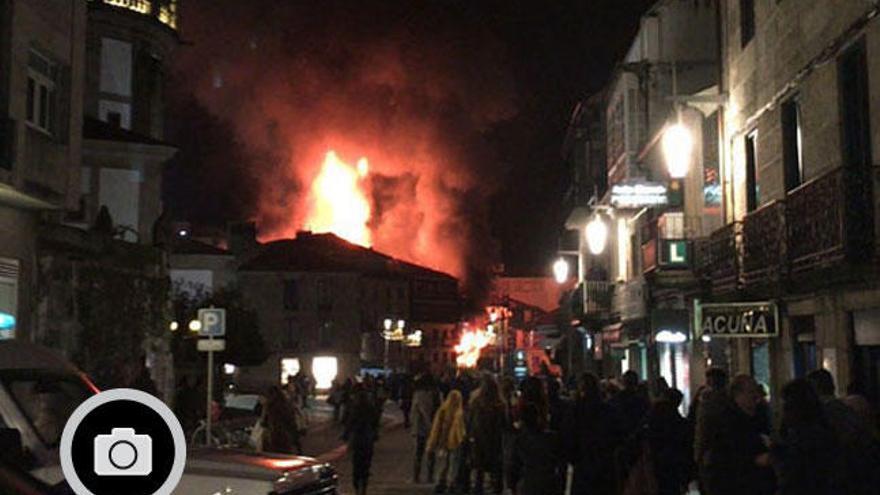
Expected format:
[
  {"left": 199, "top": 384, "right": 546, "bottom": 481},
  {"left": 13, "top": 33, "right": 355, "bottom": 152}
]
[
  {"left": 391, "top": 367, "right": 879, "bottom": 495},
  {"left": 227, "top": 365, "right": 880, "bottom": 495}
]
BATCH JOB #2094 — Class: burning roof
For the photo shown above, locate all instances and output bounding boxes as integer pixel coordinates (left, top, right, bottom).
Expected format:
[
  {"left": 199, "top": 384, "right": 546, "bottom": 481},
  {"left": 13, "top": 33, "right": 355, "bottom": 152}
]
[{"left": 238, "top": 231, "right": 457, "bottom": 282}]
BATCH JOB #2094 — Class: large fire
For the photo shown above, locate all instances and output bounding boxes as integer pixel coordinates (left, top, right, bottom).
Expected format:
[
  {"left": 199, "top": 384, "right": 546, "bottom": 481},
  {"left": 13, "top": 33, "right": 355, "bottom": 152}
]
[
  {"left": 305, "top": 151, "right": 372, "bottom": 246},
  {"left": 454, "top": 327, "right": 496, "bottom": 368}
]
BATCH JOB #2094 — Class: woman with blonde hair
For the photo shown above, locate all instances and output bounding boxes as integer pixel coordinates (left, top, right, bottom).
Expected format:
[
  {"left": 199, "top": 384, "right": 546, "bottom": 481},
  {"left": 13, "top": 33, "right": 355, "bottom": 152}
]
[{"left": 427, "top": 389, "right": 467, "bottom": 494}]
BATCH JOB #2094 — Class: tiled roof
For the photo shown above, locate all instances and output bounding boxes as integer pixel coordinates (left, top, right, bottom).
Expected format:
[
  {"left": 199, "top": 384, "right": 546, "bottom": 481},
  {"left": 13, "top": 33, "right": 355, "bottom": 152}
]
[{"left": 239, "top": 232, "right": 456, "bottom": 281}]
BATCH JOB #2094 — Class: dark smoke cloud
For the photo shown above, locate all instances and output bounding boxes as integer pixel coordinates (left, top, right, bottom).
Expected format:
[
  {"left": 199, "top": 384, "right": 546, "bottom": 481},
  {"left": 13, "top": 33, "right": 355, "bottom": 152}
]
[{"left": 167, "top": 0, "right": 519, "bottom": 301}]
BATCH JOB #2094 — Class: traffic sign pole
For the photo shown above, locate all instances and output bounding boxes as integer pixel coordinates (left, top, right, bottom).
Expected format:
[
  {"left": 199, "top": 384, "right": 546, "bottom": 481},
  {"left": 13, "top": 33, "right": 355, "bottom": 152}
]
[{"left": 206, "top": 334, "right": 213, "bottom": 447}]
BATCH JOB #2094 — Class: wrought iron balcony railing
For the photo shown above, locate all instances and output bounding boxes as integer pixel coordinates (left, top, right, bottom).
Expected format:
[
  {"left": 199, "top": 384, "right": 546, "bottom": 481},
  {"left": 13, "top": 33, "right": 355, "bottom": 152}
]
[
  {"left": 571, "top": 281, "right": 614, "bottom": 318},
  {"left": 786, "top": 166, "right": 875, "bottom": 274},
  {"left": 742, "top": 200, "right": 786, "bottom": 287},
  {"left": 698, "top": 221, "right": 741, "bottom": 294}
]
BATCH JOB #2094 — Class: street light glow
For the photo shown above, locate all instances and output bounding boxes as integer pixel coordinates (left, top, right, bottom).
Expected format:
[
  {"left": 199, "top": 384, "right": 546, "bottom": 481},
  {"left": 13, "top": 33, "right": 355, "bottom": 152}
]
[
  {"left": 585, "top": 216, "right": 608, "bottom": 255},
  {"left": 169, "top": 321, "right": 179, "bottom": 331},
  {"left": 383, "top": 318, "right": 393, "bottom": 331},
  {"left": 553, "top": 257, "right": 570, "bottom": 284},
  {"left": 188, "top": 319, "right": 202, "bottom": 332},
  {"left": 662, "top": 123, "right": 693, "bottom": 179}
]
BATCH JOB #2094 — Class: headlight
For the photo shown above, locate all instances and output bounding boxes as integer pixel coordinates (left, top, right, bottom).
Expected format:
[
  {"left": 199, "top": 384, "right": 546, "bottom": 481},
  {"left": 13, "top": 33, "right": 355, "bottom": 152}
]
[{"left": 271, "top": 463, "right": 337, "bottom": 495}]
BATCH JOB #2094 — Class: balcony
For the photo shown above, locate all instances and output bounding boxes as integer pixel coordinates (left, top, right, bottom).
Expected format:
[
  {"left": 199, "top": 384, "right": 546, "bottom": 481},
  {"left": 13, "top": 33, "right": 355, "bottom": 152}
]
[
  {"left": 787, "top": 166, "right": 874, "bottom": 275},
  {"left": 89, "top": 0, "right": 178, "bottom": 30},
  {"left": 697, "top": 222, "right": 741, "bottom": 295},
  {"left": 571, "top": 281, "right": 614, "bottom": 319},
  {"left": 742, "top": 200, "right": 786, "bottom": 288},
  {"left": 701, "top": 165, "right": 877, "bottom": 295}
]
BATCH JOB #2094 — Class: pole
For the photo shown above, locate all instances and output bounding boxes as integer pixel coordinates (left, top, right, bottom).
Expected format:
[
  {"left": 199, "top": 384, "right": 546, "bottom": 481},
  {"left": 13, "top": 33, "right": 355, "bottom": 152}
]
[
  {"left": 384, "top": 337, "right": 390, "bottom": 373},
  {"left": 206, "top": 334, "right": 213, "bottom": 447}
]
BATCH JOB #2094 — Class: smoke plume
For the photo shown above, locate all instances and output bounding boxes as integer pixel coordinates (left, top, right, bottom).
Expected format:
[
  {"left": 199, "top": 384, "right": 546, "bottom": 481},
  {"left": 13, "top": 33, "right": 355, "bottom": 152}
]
[{"left": 170, "top": 0, "right": 518, "bottom": 298}]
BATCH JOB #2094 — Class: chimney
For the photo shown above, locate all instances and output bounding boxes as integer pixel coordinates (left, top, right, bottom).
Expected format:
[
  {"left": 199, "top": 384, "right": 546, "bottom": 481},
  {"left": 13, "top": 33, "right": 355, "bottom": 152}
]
[{"left": 228, "top": 221, "right": 258, "bottom": 255}]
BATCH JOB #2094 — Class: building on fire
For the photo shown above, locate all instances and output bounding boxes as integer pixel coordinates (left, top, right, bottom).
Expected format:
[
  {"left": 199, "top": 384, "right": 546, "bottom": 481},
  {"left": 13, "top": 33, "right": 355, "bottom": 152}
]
[{"left": 561, "top": 0, "right": 880, "bottom": 410}]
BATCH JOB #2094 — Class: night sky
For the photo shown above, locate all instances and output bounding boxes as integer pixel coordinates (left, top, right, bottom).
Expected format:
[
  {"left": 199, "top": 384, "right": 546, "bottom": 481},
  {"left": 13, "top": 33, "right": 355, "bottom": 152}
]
[{"left": 164, "top": 0, "right": 654, "bottom": 280}]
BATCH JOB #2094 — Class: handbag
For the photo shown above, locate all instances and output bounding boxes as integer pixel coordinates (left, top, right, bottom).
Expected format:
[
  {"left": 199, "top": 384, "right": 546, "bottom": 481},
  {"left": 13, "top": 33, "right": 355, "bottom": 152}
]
[{"left": 250, "top": 419, "right": 265, "bottom": 452}]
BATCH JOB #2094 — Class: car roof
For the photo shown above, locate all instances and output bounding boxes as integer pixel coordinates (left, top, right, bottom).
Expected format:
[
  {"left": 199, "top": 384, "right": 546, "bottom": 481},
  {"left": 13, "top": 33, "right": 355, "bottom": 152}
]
[{"left": 0, "top": 341, "right": 79, "bottom": 373}]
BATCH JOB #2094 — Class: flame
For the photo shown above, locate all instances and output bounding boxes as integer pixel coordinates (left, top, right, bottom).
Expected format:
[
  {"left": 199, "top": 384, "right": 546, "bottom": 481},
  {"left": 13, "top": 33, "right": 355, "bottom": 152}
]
[
  {"left": 306, "top": 151, "right": 372, "bottom": 246},
  {"left": 454, "top": 327, "right": 496, "bottom": 368}
]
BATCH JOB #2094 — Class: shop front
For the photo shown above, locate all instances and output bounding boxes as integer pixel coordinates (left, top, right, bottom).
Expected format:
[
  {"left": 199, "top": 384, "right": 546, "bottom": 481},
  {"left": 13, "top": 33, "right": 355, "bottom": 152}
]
[
  {"left": 852, "top": 308, "right": 880, "bottom": 408},
  {"left": 695, "top": 300, "right": 780, "bottom": 398},
  {"left": 651, "top": 309, "right": 691, "bottom": 410}
]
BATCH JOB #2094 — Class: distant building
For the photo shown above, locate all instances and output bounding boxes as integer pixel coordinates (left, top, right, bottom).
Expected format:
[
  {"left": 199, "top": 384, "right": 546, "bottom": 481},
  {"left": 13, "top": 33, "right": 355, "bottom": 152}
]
[{"left": 236, "top": 231, "right": 461, "bottom": 389}]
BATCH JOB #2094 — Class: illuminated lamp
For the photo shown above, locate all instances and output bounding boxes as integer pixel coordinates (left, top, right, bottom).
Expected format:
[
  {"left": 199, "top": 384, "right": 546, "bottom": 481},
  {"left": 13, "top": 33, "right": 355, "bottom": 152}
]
[
  {"left": 585, "top": 216, "right": 608, "bottom": 255},
  {"left": 553, "top": 257, "right": 570, "bottom": 284},
  {"left": 662, "top": 123, "right": 693, "bottom": 179},
  {"left": 656, "top": 330, "right": 687, "bottom": 344}
]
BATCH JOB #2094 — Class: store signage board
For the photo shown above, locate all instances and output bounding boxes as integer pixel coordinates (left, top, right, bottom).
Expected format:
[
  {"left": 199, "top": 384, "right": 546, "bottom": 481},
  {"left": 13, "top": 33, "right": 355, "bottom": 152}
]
[
  {"left": 660, "top": 240, "right": 689, "bottom": 268},
  {"left": 611, "top": 182, "right": 668, "bottom": 208},
  {"left": 695, "top": 300, "right": 779, "bottom": 338}
]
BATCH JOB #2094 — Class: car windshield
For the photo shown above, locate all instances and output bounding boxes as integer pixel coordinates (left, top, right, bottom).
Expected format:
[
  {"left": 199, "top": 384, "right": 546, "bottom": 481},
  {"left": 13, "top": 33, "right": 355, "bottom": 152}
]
[{"left": 0, "top": 370, "right": 94, "bottom": 448}]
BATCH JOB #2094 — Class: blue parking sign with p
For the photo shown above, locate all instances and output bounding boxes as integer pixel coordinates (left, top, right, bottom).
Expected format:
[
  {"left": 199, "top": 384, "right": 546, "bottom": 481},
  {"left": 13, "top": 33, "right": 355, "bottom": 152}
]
[{"left": 198, "top": 308, "right": 226, "bottom": 337}]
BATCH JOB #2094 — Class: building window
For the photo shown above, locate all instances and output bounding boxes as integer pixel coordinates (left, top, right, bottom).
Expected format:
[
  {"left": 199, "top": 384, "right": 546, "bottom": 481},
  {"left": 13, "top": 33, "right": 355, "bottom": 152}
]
[
  {"left": 745, "top": 131, "right": 759, "bottom": 212},
  {"left": 317, "top": 280, "right": 332, "bottom": 311},
  {"left": 781, "top": 97, "right": 803, "bottom": 191},
  {"left": 283, "top": 279, "right": 298, "bottom": 310},
  {"left": 284, "top": 317, "right": 298, "bottom": 349},
  {"left": 740, "top": 0, "right": 755, "bottom": 48},
  {"left": 839, "top": 41, "right": 872, "bottom": 170},
  {"left": 26, "top": 50, "right": 56, "bottom": 135}
]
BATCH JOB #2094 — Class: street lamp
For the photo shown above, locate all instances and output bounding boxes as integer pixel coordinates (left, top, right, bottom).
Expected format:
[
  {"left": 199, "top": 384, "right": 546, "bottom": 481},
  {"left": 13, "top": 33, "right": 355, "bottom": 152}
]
[
  {"left": 188, "top": 319, "right": 202, "bottom": 332},
  {"left": 553, "top": 257, "right": 570, "bottom": 284},
  {"left": 662, "top": 123, "right": 693, "bottom": 179},
  {"left": 383, "top": 318, "right": 393, "bottom": 332},
  {"left": 169, "top": 321, "right": 179, "bottom": 332},
  {"left": 585, "top": 215, "right": 609, "bottom": 255}
]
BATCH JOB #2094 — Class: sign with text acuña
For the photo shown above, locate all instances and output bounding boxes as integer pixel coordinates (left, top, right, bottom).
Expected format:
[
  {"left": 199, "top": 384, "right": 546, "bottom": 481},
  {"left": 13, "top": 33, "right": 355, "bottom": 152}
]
[{"left": 695, "top": 300, "right": 779, "bottom": 338}]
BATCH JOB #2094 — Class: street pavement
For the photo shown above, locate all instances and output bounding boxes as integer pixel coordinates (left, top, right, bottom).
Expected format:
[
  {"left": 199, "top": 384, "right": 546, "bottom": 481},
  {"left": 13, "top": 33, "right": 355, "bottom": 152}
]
[{"left": 331, "top": 417, "right": 435, "bottom": 495}]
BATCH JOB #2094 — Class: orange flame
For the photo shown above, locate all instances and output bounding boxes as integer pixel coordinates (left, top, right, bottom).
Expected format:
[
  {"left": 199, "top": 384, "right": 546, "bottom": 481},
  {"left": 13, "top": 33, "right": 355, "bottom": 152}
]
[
  {"left": 306, "top": 151, "right": 372, "bottom": 246},
  {"left": 454, "top": 327, "right": 496, "bottom": 368}
]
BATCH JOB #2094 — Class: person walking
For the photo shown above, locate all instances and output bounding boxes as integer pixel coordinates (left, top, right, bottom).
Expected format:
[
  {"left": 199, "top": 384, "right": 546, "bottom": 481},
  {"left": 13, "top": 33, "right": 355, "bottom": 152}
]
[
  {"left": 468, "top": 374, "right": 506, "bottom": 494},
  {"left": 644, "top": 388, "right": 692, "bottom": 495},
  {"left": 770, "top": 379, "right": 841, "bottom": 495},
  {"left": 806, "top": 369, "right": 880, "bottom": 495},
  {"left": 344, "top": 384, "right": 381, "bottom": 495},
  {"left": 400, "top": 373, "right": 415, "bottom": 429},
  {"left": 411, "top": 373, "right": 441, "bottom": 484},
  {"left": 507, "top": 402, "right": 565, "bottom": 495},
  {"left": 427, "top": 389, "right": 467, "bottom": 494},
  {"left": 693, "top": 367, "right": 729, "bottom": 488},
  {"left": 263, "top": 385, "right": 299, "bottom": 454},
  {"left": 701, "top": 374, "right": 774, "bottom": 495},
  {"left": 563, "top": 372, "right": 622, "bottom": 495},
  {"left": 610, "top": 370, "right": 650, "bottom": 437}
]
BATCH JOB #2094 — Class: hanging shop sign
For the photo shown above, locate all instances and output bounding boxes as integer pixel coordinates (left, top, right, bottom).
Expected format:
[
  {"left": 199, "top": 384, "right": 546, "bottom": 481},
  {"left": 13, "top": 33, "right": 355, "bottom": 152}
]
[
  {"left": 610, "top": 182, "right": 668, "bottom": 208},
  {"left": 695, "top": 300, "right": 779, "bottom": 338},
  {"left": 659, "top": 240, "right": 690, "bottom": 268}
]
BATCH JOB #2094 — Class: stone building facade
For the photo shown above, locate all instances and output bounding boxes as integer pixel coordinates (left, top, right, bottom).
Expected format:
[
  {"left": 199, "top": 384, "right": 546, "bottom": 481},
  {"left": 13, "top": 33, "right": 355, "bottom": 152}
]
[{"left": 698, "top": 0, "right": 880, "bottom": 404}]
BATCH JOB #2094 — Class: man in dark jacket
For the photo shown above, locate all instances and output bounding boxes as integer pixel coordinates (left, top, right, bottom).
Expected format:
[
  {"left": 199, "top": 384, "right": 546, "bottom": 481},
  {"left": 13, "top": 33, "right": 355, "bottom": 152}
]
[
  {"left": 702, "top": 374, "right": 773, "bottom": 495},
  {"left": 806, "top": 369, "right": 880, "bottom": 495},
  {"left": 610, "top": 370, "right": 649, "bottom": 437}
]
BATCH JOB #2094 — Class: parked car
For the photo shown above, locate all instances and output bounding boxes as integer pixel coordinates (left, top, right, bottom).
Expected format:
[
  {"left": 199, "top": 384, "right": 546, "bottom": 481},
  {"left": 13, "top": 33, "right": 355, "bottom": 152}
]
[{"left": 0, "top": 341, "right": 337, "bottom": 494}]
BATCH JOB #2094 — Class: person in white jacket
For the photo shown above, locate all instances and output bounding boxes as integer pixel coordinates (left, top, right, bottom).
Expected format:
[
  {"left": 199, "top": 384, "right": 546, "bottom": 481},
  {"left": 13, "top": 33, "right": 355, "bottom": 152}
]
[{"left": 410, "top": 373, "right": 441, "bottom": 483}]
